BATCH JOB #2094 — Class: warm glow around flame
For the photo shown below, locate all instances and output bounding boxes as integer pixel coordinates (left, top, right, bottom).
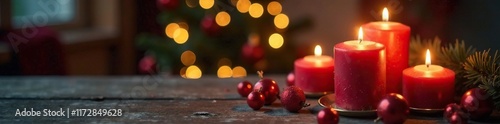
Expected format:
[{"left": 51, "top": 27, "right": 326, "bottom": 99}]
[
  {"left": 314, "top": 45, "right": 322, "bottom": 56},
  {"left": 425, "top": 49, "right": 431, "bottom": 66},
  {"left": 382, "top": 7, "right": 389, "bottom": 21},
  {"left": 358, "top": 27, "right": 363, "bottom": 42}
]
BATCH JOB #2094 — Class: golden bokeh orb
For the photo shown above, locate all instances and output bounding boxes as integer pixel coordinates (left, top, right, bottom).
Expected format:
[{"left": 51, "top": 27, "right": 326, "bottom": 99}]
[
  {"left": 248, "top": 3, "right": 264, "bottom": 18},
  {"left": 199, "top": 0, "right": 214, "bottom": 9},
  {"left": 267, "top": 1, "right": 282, "bottom": 16},
  {"left": 236, "top": 0, "right": 251, "bottom": 13},
  {"left": 217, "top": 58, "right": 232, "bottom": 67},
  {"left": 268, "top": 33, "right": 284, "bottom": 49},
  {"left": 165, "top": 23, "right": 179, "bottom": 38},
  {"left": 173, "top": 28, "right": 189, "bottom": 44},
  {"left": 217, "top": 66, "right": 233, "bottom": 78},
  {"left": 180, "top": 50, "right": 196, "bottom": 66},
  {"left": 232, "top": 66, "right": 247, "bottom": 78},
  {"left": 274, "top": 13, "right": 289, "bottom": 29},
  {"left": 180, "top": 66, "right": 187, "bottom": 78},
  {"left": 215, "top": 11, "right": 231, "bottom": 27},
  {"left": 186, "top": 65, "right": 202, "bottom": 79}
]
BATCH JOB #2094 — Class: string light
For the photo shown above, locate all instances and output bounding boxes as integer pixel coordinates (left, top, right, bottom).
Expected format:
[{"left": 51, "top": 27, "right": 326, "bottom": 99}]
[
  {"left": 249, "top": 3, "right": 264, "bottom": 18},
  {"left": 186, "top": 65, "right": 202, "bottom": 79},
  {"left": 268, "top": 33, "right": 284, "bottom": 49},
  {"left": 274, "top": 14, "right": 289, "bottom": 29},
  {"left": 217, "top": 66, "right": 233, "bottom": 78},
  {"left": 267, "top": 1, "right": 282, "bottom": 16},
  {"left": 165, "top": 23, "right": 179, "bottom": 38},
  {"left": 232, "top": 66, "right": 247, "bottom": 78},
  {"left": 181, "top": 50, "right": 196, "bottom": 66},
  {"left": 173, "top": 28, "right": 189, "bottom": 44},
  {"left": 236, "top": 0, "right": 251, "bottom": 13},
  {"left": 199, "top": 0, "right": 214, "bottom": 9},
  {"left": 215, "top": 11, "right": 231, "bottom": 27}
]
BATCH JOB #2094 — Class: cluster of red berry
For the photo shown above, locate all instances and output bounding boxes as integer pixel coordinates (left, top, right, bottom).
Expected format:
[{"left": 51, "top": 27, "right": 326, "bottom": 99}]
[
  {"left": 237, "top": 71, "right": 309, "bottom": 113},
  {"left": 444, "top": 88, "right": 494, "bottom": 124}
]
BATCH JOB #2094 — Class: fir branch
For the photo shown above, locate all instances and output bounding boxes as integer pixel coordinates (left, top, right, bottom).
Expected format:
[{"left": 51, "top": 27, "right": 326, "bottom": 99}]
[
  {"left": 441, "top": 40, "right": 476, "bottom": 94},
  {"left": 463, "top": 50, "right": 500, "bottom": 110}
]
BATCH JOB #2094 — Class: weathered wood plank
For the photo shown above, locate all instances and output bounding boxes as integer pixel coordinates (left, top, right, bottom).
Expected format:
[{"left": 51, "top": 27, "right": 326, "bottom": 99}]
[
  {"left": 0, "top": 75, "right": 287, "bottom": 99},
  {"left": 4, "top": 99, "right": 496, "bottom": 124}
]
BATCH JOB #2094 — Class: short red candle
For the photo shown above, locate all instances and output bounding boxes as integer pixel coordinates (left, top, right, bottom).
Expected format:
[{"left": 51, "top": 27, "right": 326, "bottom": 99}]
[
  {"left": 403, "top": 49, "right": 455, "bottom": 109},
  {"left": 334, "top": 28, "right": 386, "bottom": 110},
  {"left": 294, "top": 45, "right": 335, "bottom": 95},
  {"left": 362, "top": 8, "right": 410, "bottom": 94}
]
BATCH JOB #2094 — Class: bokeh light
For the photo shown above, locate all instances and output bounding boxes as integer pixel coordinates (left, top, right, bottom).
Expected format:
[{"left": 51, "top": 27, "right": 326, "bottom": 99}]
[
  {"left": 248, "top": 3, "right": 264, "bottom": 18},
  {"left": 215, "top": 11, "right": 231, "bottom": 27},
  {"left": 217, "top": 58, "right": 232, "bottom": 67},
  {"left": 230, "top": 0, "right": 238, "bottom": 6},
  {"left": 232, "top": 66, "right": 247, "bottom": 78},
  {"left": 165, "top": 23, "right": 179, "bottom": 38},
  {"left": 173, "top": 28, "right": 189, "bottom": 44},
  {"left": 199, "top": 0, "right": 214, "bottom": 9},
  {"left": 254, "top": 59, "right": 267, "bottom": 71},
  {"left": 181, "top": 50, "right": 196, "bottom": 66},
  {"left": 274, "top": 13, "right": 289, "bottom": 29},
  {"left": 186, "top": 65, "right": 202, "bottom": 79},
  {"left": 268, "top": 33, "right": 284, "bottom": 49},
  {"left": 186, "top": 0, "right": 197, "bottom": 8},
  {"left": 267, "top": 1, "right": 282, "bottom": 16},
  {"left": 236, "top": 0, "right": 251, "bottom": 13},
  {"left": 217, "top": 66, "right": 233, "bottom": 78},
  {"left": 177, "top": 22, "right": 189, "bottom": 30},
  {"left": 180, "top": 66, "right": 187, "bottom": 78}
]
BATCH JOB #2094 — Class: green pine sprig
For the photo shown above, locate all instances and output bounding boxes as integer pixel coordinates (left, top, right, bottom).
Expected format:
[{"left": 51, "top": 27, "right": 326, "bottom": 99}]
[{"left": 463, "top": 50, "right": 500, "bottom": 109}]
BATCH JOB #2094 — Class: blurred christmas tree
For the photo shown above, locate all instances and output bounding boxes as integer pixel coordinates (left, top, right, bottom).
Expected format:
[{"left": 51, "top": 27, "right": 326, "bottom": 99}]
[{"left": 136, "top": 0, "right": 311, "bottom": 78}]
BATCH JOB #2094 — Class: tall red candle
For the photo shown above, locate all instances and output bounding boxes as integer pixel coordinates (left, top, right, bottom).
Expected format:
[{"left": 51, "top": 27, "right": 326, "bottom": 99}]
[
  {"left": 403, "top": 49, "right": 455, "bottom": 109},
  {"left": 362, "top": 8, "right": 410, "bottom": 94},
  {"left": 295, "top": 45, "right": 335, "bottom": 96},
  {"left": 334, "top": 27, "right": 386, "bottom": 110}
]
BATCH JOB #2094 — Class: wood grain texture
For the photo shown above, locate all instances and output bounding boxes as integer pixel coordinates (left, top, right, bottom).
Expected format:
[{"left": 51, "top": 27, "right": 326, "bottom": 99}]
[{"left": 0, "top": 75, "right": 498, "bottom": 123}]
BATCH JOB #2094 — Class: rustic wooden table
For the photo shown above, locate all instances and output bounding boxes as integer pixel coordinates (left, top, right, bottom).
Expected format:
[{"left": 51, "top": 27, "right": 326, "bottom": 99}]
[{"left": 0, "top": 75, "right": 498, "bottom": 123}]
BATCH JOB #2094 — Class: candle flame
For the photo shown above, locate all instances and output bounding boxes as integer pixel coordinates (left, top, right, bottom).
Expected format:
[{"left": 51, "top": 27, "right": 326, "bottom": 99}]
[
  {"left": 358, "top": 27, "right": 363, "bottom": 43},
  {"left": 425, "top": 49, "right": 431, "bottom": 67},
  {"left": 382, "top": 8, "right": 389, "bottom": 21},
  {"left": 314, "top": 45, "right": 322, "bottom": 56}
]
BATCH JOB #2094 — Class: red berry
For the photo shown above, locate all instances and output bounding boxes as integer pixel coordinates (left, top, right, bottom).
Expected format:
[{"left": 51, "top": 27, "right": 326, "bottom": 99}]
[
  {"left": 254, "top": 71, "right": 280, "bottom": 105},
  {"left": 376, "top": 93, "right": 409, "bottom": 124},
  {"left": 247, "top": 90, "right": 265, "bottom": 110},
  {"left": 280, "top": 86, "right": 309, "bottom": 112},
  {"left": 444, "top": 103, "right": 463, "bottom": 119},
  {"left": 201, "top": 15, "right": 221, "bottom": 36},
  {"left": 286, "top": 72, "right": 295, "bottom": 86},
  {"left": 241, "top": 44, "right": 264, "bottom": 64},
  {"left": 157, "top": 0, "right": 179, "bottom": 10},
  {"left": 448, "top": 112, "right": 468, "bottom": 124},
  {"left": 139, "top": 56, "right": 157, "bottom": 74},
  {"left": 254, "top": 78, "right": 279, "bottom": 105},
  {"left": 460, "top": 88, "right": 493, "bottom": 120},
  {"left": 237, "top": 81, "right": 253, "bottom": 97},
  {"left": 317, "top": 108, "right": 339, "bottom": 124}
]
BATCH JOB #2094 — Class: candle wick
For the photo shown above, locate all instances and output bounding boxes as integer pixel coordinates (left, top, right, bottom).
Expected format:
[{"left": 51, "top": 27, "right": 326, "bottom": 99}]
[
  {"left": 358, "top": 39, "right": 363, "bottom": 44},
  {"left": 426, "top": 64, "right": 430, "bottom": 70}
]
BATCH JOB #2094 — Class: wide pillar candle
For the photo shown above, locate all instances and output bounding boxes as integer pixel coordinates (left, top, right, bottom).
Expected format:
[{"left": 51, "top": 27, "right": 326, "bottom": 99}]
[
  {"left": 403, "top": 50, "right": 455, "bottom": 109},
  {"left": 334, "top": 29, "right": 386, "bottom": 110},
  {"left": 362, "top": 8, "right": 410, "bottom": 94},
  {"left": 295, "top": 45, "right": 335, "bottom": 95}
]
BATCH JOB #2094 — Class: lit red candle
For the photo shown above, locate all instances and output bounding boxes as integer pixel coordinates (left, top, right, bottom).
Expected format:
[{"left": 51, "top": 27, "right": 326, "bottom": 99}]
[
  {"left": 403, "top": 49, "right": 455, "bottom": 109},
  {"left": 294, "top": 45, "right": 335, "bottom": 96},
  {"left": 334, "top": 27, "right": 386, "bottom": 110},
  {"left": 362, "top": 8, "right": 410, "bottom": 94}
]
